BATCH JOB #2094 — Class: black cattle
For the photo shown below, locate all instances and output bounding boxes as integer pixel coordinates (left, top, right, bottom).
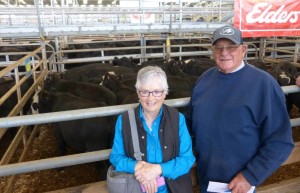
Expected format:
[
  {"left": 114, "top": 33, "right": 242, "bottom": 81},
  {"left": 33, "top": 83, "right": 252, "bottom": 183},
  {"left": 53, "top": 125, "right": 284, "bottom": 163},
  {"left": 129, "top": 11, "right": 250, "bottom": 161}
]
[
  {"left": 102, "top": 73, "right": 138, "bottom": 105},
  {"left": 269, "top": 61, "right": 298, "bottom": 86},
  {"left": 264, "top": 61, "right": 300, "bottom": 114},
  {"left": 286, "top": 90, "right": 300, "bottom": 115},
  {"left": 60, "top": 42, "right": 98, "bottom": 59},
  {"left": 112, "top": 56, "right": 138, "bottom": 68},
  {"left": 140, "top": 59, "right": 200, "bottom": 87},
  {"left": 0, "top": 81, "right": 16, "bottom": 117},
  {"left": 119, "top": 73, "right": 193, "bottom": 98},
  {"left": 141, "top": 58, "right": 167, "bottom": 67},
  {"left": 0, "top": 78, "right": 14, "bottom": 87},
  {"left": 44, "top": 74, "right": 117, "bottom": 106},
  {"left": 273, "top": 62, "right": 300, "bottom": 114},
  {"left": 118, "top": 60, "right": 195, "bottom": 99},
  {"left": 179, "top": 58, "right": 216, "bottom": 76},
  {"left": 38, "top": 90, "right": 114, "bottom": 179},
  {"left": 118, "top": 73, "right": 138, "bottom": 90},
  {"left": 0, "top": 44, "right": 46, "bottom": 62},
  {"left": 249, "top": 59, "right": 267, "bottom": 71},
  {"left": 244, "top": 60, "right": 300, "bottom": 115},
  {"left": 171, "top": 39, "right": 201, "bottom": 53},
  {"left": 146, "top": 40, "right": 165, "bottom": 54},
  {"left": 0, "top": 76, "right": 34, "bottom": 117},
  {"left": 114, "top": 71, "right": 192, "bottom": 114},
  {"left": 167, "top": 75, "right": 193, "bottom": 97},
  {"left": 163, "top": 60, "right": 186, "bottom": 76},
  {"left": 0, "top": 46, "right": 25, "bottom": 62},
  {"left": 63, "top": 40, "right": 141, "bottom": 60},
  {"left": 141, "top": 59, "right": 185, "bottom": 76},
  {"left": 145, "top": 39, "right": 201, "bottom": 60},
  {"left": 62, "top": 63, "right": 112, "bottom": 82},
  {"left": 105, "top": 41, "right": 140, "bottom": 56},
  {"left": 62, "top": 63, "right": 136, "bottom": 83},
  {"left": 0, "top": 76, "right": 35, "bottom": 159}
]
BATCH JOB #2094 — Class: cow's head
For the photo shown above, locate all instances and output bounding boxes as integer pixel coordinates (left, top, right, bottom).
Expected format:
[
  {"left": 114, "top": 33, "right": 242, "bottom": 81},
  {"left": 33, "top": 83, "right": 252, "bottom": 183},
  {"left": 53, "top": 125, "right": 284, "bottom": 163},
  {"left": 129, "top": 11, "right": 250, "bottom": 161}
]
[
  {"left": 271, "top": 61, "right": 298, "bottom": 86},
  {"left": 44, "top": 73, "right": 60, "bottom": 91},
  {"left": 102, "top": 72, "right": 119, "bottom": 91},
  {"left": 30, "top": 86, "right": 42, "bottom": 114},
  {"left": 36, "top": 90, "right": 53, "bottom": 114}
]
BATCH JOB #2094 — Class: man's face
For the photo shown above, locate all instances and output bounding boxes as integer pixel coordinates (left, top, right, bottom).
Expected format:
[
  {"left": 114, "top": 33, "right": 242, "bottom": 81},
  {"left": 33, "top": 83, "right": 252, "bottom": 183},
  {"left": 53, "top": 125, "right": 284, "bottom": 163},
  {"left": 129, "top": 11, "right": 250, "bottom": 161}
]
[{"left": 212, "top": 39, "right": 247, "bottom": 74}]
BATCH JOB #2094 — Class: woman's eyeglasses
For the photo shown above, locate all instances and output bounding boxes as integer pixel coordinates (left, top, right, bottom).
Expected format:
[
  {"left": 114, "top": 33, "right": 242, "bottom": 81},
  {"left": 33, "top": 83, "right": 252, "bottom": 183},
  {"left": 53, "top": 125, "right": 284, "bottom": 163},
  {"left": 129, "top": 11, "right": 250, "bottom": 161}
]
[
  {"left": 213, "top": 45, "right": 240, "bottom": 54},
  {"left": 138, "top": 90, "right": 165, "bottom": 97}
]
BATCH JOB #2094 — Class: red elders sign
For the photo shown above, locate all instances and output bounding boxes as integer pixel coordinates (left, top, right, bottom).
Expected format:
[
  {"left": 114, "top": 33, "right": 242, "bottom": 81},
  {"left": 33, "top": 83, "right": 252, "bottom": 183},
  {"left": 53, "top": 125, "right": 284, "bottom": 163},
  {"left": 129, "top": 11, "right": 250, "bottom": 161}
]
[{"left": 234, "top": 0, "right": 300, "bottom": 37}]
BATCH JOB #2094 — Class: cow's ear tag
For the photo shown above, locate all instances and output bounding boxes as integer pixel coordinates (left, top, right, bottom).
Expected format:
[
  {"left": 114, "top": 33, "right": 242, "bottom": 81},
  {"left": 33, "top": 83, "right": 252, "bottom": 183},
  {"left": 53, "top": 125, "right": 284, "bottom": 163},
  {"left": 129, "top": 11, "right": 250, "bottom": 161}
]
[{"left": 25, "top": 58, "right": 32, "bottom": 77}]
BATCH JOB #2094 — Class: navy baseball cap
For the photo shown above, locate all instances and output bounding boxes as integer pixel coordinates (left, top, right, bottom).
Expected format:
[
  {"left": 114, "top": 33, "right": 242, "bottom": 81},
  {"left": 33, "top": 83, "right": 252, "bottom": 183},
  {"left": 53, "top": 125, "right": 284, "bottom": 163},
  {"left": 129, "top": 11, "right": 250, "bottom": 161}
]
[{"left": 212, "top": 25, "right": 243, "bottom": 45}]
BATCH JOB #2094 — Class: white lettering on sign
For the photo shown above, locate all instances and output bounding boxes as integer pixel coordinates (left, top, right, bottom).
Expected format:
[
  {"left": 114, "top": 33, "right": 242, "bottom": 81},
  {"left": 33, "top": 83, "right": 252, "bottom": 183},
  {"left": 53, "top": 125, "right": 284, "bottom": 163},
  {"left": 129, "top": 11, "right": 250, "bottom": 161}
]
[{"left": 246, "top": 2, "right": 298, "bottom": 24}]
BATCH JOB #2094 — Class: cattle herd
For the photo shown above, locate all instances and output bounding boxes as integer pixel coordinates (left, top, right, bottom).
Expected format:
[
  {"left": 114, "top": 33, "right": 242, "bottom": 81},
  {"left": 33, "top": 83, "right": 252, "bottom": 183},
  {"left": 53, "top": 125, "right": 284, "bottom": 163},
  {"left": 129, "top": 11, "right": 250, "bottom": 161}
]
[{"left": 1, "top": 43, "right": 300, "bottom": 183}]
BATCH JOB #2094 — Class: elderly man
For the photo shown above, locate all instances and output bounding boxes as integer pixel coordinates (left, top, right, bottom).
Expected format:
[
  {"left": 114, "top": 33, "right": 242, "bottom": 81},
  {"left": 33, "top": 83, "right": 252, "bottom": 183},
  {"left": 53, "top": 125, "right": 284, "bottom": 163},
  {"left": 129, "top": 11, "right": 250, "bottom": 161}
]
[{"left": 185, "top": 25, "right": 294, "bottom": 193}]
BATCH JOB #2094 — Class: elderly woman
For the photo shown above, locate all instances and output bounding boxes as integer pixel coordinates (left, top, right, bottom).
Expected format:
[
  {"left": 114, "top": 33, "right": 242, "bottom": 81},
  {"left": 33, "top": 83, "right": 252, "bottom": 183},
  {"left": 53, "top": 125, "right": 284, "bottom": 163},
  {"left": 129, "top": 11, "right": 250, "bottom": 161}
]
[{"left": 109, "top": 66, "right": 195, "bottom": 193}]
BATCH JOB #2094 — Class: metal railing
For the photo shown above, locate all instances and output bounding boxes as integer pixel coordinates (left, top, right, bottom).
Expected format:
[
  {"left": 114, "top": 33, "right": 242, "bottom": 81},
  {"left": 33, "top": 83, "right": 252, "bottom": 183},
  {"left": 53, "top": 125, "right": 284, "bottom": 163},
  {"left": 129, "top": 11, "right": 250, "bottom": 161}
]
[
  {"left": 0, "top": 39, "right": 299, "bottom": 179},
  {"left": 261, "top": 37, "right": 300, "bottom": 67},
  {"left": 0, "top": 38, "right": 261, "bottom": 73},
  {"left": 0, "top": 3, "right": 234, "bottom": 37},
  {"left": 0, "top": 85, "right": 299, "bottom": 177}
]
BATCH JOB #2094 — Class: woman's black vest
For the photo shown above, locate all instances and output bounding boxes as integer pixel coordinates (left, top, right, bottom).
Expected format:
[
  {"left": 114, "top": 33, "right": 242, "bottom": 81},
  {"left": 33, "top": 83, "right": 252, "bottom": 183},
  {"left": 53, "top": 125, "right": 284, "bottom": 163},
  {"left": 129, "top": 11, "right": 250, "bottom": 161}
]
[{"left": 121, "top": 104, "right": 193, "bottom": 193}]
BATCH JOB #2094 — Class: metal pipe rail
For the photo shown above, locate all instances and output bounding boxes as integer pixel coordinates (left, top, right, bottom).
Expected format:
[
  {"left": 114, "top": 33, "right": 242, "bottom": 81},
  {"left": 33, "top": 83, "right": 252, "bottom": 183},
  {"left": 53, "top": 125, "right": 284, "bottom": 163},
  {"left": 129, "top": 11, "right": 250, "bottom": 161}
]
[
  {"left": 51, "top": 43, "right": 213, "bottom": 66},
  {"left": 0, "top": 5, "right": 233, "bottom": 37},
  {"left": 0, "top": 98, "right": 188, "bottom": 177},
  {"left": 0, "top": 85, "right": 300, "bottom": 177},
  {"left": 261, "top": 37, "right": 300, "bottom": 67},
  {"left": 0, "top": 98, "right": 189, "bottom": 129},
  {"left": 50, "top": 42, "right": 257, "bottom": 70},
  {"left": 0, "top": 149, "right": 112, "bottom": 177},
  {"left": 0, "top": 22, "right": 227, "bottom": 37},
  {"left": 263, "top": 58, "right": 300, "bottom": 68},
  {"left": 1, "top": 85, "right": 300, "bottom": 129},
  {"left": 0, "top": 45, "right": 47, "bottom": 141}
]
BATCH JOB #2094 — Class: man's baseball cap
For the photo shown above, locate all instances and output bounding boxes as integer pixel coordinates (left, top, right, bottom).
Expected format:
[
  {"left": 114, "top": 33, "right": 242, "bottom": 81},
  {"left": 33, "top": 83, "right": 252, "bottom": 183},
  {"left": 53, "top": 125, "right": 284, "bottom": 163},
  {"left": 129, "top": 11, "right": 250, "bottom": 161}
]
[{"left": 212, "top": 25, "right": 243, "bottom": 45}]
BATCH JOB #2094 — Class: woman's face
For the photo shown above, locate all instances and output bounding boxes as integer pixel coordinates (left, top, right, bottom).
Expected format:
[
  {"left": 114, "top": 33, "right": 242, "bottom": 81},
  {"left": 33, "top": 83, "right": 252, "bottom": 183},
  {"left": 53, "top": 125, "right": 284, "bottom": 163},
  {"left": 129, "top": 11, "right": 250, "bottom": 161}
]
[{"left": 137, "top": 77, "right": 166, "bottom": 115}]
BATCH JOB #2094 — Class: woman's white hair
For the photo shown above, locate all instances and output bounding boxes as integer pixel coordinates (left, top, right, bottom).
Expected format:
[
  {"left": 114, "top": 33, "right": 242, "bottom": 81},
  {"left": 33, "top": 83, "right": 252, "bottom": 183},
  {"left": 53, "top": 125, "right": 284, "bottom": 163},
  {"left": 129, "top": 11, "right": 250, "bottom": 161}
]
[{"left": 135, "top": 66, "right": 169, "bottom": 94}]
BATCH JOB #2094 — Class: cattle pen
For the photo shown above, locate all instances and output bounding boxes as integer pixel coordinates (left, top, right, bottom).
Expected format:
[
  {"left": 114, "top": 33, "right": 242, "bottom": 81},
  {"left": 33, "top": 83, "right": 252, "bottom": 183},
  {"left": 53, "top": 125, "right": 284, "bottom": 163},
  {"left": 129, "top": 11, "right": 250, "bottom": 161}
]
[
  {"left": 0, "top": 43, "right": 300, "bottom": 192},
  {"left": 0, "top": 82, "right": 300, "bottom": 193},
  {"left": 1, "top": 0, "right": 300, "bottom": 191}
]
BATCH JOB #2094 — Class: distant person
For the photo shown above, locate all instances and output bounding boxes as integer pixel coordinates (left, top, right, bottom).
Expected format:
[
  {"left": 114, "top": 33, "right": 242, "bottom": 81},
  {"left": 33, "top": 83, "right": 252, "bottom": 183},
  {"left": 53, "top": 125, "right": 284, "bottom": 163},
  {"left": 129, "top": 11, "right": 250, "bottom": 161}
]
[
  {"left": 185, "top": 25, "right": 294, "bottom": 193},
  {"left": 110, "top": 66, "right": 195, "bottom": 193}
]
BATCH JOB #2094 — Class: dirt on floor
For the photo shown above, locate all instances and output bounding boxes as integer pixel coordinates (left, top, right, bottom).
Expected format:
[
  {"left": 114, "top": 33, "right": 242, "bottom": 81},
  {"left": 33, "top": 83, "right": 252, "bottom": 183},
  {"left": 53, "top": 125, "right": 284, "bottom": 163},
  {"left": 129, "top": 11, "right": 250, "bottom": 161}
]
[
  {"left": 0, "top": 124, "right": 100, "bottom": 193},
  {"left": 0, "top": 112, "right": 300, "bottom": 193}
]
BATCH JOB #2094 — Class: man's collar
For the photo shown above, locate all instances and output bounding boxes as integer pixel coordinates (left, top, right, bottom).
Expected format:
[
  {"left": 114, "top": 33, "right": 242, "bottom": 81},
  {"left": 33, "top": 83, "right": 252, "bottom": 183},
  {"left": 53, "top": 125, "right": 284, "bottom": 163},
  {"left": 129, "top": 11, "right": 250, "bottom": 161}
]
[{"left": 230, "top": 61, "right": 245, "bottom": 73}]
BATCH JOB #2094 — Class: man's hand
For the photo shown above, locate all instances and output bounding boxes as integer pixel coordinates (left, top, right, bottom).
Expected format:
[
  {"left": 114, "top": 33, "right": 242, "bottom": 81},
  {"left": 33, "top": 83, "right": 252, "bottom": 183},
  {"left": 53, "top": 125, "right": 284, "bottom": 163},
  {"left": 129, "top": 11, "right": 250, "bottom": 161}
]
[{"left": 228, "top": 173, "right": 252, "bottom": 193}]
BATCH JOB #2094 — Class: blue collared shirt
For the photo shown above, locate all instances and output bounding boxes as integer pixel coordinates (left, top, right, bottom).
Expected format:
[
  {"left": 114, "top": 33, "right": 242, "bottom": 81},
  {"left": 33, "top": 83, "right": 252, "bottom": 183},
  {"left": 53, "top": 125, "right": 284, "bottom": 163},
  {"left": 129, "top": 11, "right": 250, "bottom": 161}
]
[{"left": 110, "top": 105, "right": 195, "bottom": 193}]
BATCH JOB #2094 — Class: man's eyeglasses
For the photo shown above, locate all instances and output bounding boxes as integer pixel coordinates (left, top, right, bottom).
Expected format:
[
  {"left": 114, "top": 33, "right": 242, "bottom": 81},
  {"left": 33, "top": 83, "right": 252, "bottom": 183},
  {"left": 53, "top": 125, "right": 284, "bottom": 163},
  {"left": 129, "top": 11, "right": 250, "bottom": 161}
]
[
  {"left": 138, "top": 90, "right": 165, "bottom": 97},
  {"left": 212, "top": 45, "right": 241, "bottom": 54}
]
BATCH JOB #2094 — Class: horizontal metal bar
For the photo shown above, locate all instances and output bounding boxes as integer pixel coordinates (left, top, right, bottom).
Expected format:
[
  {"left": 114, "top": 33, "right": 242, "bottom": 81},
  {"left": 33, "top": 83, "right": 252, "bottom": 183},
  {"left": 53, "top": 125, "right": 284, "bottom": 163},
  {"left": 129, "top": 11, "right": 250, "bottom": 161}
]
[
  {"left": 0, "top": 87, "right": 299, "bottom": 177},
  {"left": 282, "top": 85, "right": 300, "bottom": 94},
  {"left": 0, "top": 23, "right": 226, "bottom": 38},
  {"left": 291, "top": 118, "right": 300, "bottom": 127},
  {"left": 0, "top": 0, "right": 234, "bottom": 38},
  {"left": 0, "top": 84, "right": 300, "bottom": 128},
  {"left": 0, "top": 149, "right": 111, "bottom": 177},
  {"left": 0, "top": 98, "right": 190, "bottom": 128}
]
